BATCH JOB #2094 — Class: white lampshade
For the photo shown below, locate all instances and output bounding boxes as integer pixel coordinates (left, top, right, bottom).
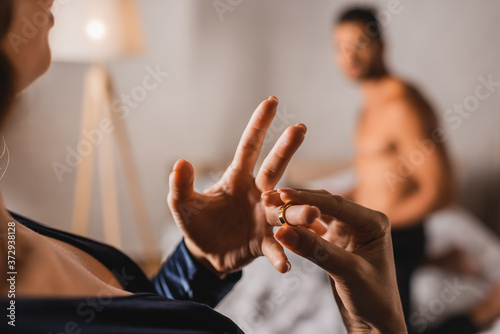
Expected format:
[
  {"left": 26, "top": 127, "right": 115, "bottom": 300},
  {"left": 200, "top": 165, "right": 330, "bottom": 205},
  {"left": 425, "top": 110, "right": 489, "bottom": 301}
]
[{"left": 50, "top": 0, "right": 144, "bottom": 63}]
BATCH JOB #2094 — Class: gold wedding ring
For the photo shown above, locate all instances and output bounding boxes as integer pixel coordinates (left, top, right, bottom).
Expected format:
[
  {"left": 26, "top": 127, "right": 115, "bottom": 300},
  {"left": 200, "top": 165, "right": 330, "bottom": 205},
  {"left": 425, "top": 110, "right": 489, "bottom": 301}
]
[{"left": 278, "top": 202, "right": 296, "bottom": 226}]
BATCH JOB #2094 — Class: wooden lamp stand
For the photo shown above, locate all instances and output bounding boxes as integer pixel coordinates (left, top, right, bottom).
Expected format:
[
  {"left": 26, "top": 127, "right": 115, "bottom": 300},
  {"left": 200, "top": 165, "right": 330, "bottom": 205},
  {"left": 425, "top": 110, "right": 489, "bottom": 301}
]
[{"left": 71, "top": 64, "right": 160, "bottom": 274}]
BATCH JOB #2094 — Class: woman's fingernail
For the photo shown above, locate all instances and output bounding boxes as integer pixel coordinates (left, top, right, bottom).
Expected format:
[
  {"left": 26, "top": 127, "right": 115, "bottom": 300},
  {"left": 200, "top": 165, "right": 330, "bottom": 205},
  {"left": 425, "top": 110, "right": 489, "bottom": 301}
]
[
  {"left": 276, "top": 229, "right": 299, "bottom": 248},
  {"left": 269, "top": 96, "right": 279, "bottom": 103},
  {"left": 305, "top": 206, "right": 321, "bottom": 223},
  {"left": 261, "top": 190, "right": 275, "bottom": 198},
  {"left": 286, "top": 261, "right": 292, "bottom": 273},
  {"left": 262, "top": 197, "right": 272, "bottom": 206},
  {"left": 296, "top": 123, "right": 307, "bottom": 134},
  {"left": 312, "top": 206, "right": 321, "bottom": 218},
  {"left": 278, "top": 188, "right": 297, "bottom": 194},
  {"left": 173, "top": 159, "right": 185, "bottom": 171}
]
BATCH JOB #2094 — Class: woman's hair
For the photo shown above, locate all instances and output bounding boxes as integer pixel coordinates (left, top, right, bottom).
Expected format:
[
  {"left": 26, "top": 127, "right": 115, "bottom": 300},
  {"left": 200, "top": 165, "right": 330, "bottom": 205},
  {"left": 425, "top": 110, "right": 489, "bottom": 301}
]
[{"left": 0, "top": 0, "right": 14, "bottom": 123}]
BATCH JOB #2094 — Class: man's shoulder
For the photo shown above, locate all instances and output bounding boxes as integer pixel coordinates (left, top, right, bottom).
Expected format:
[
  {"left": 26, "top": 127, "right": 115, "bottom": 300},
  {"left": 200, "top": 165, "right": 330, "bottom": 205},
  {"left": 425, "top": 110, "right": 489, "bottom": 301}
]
[
  {"left": 382, "top": 78, "right": 433, "bottom": 121},
  {"left": 384, "top": 77, "right": 421, "bottom": 102}
]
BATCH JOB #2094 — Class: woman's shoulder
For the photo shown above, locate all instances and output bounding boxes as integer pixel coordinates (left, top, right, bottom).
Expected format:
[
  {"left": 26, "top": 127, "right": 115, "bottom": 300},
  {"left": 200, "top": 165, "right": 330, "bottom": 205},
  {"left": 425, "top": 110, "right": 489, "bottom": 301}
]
[{"left": 9, "top": 211, "right": 155, "bottom": 294}]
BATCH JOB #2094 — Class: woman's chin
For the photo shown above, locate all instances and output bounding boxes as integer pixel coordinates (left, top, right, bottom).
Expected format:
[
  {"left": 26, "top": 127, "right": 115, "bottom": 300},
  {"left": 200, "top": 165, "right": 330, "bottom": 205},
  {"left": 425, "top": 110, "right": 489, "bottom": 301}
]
[
  {"left": 15, "top": 60, "right": 51, "bottom": 95},
  {"left": 35, "top": 48, "right": 53, "bottom": 83}
]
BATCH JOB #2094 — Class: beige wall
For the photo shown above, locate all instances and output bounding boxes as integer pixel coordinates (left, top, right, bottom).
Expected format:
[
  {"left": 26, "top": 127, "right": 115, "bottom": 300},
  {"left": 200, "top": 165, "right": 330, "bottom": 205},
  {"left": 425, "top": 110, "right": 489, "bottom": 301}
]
[{"left": 2, "top": 0, "right": 500, "bottom": 257}]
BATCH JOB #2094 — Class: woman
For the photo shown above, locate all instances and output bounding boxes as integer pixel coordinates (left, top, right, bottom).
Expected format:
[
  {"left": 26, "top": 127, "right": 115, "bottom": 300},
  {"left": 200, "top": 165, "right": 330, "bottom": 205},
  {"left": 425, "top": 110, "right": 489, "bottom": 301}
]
[{"left": 0, "top": 0, "right": 406, "bottom": 333}]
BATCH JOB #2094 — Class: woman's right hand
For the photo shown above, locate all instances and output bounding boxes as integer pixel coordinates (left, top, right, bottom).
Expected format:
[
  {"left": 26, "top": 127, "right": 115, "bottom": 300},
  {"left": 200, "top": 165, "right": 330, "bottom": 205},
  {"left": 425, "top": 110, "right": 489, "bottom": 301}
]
[{"left": 262, "top": 189, "right": 407, "bottom": 334}]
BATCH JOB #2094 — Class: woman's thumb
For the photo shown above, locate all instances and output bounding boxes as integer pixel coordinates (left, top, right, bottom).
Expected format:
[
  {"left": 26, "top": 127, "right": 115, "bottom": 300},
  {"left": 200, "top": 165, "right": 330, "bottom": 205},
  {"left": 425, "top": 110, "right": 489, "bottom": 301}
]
[{"left": 275, "top": 226, "right": 355, "bottom": 277}]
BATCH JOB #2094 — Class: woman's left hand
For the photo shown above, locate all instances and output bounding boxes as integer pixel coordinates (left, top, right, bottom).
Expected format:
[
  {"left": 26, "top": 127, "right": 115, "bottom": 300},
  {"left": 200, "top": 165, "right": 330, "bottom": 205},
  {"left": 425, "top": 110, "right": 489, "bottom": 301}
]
[
  {"left": 263, "top": 189, "right": 407, "bottom": 333},
  {"left": 167, "top": 97, "right": 312, "bottom": 277}
]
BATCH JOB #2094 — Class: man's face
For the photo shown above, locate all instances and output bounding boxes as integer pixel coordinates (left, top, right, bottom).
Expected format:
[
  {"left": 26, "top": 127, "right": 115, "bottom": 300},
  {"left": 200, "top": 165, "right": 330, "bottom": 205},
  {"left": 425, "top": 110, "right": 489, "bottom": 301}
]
[{"left": 333, "top": 21, "right": 383, "bottom": 81}]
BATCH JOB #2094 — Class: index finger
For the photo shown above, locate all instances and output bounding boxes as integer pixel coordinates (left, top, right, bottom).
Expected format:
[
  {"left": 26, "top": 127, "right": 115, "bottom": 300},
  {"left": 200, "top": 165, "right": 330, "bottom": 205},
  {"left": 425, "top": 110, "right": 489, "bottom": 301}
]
[
  {"left": 231, "top": 97, "right": 279, "bottom": 173},
  {"left": 255, "top": 124, "right": 307, "bottom": 191},
  {"left": 278, "top": 189, "right": 390, "bottom": 238}
]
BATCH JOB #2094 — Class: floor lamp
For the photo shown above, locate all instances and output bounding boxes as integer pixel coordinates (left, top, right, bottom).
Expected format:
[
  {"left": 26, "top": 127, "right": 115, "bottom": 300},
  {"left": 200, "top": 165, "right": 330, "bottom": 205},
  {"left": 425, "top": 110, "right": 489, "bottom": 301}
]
[{"left": 50, "top": 0, "right": 160, "bottom": 272}]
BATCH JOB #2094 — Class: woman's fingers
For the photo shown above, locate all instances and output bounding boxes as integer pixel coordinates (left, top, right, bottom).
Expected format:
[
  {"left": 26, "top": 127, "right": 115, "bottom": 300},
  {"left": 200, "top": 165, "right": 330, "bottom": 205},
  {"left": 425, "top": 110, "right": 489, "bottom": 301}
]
[
  {"left": 264, "top": 201, "right": 321, "bottom": 227},
  {"left": 274, "top": 226, "right": 358, "bottom": 278},
  {"left": 255, "top": 124, "right": 307, "bottom": 191},
  {"left": 168, "top": 159, "right": 196, "bottom": 205},
  {"left": 261, "top": 190, "right": 283, "bottom": 206},
  {"left": 167, "top": 160, "right": 200, "bottom": 226},
  {"left": 278, "top": 189, "right": 389, "bottom": 237},
  {"left": 231, "top": 97, "right": 278, "bottom": 174},
  {"left": 262, "top": 191, "right": 327, "bottom": 234},
  {"left": 261, "top": 236, "right": 290, "bottom": 273},
  {"left": 283, "top": 188, "right": 330, "bottom": 195},
  {"left": 306, "top": 220, "right": 328, "bottom": 236}
]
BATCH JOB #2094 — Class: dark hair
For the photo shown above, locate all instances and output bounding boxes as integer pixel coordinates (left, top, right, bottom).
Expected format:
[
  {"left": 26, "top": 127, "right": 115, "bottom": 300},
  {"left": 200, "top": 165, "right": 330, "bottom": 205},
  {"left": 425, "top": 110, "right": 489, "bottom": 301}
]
[
  {"left": 336, "top": 7, "right": 382, "bottom": 40},
  {"left": 0, "top": 0, "right": 15, "bottom": 124}
]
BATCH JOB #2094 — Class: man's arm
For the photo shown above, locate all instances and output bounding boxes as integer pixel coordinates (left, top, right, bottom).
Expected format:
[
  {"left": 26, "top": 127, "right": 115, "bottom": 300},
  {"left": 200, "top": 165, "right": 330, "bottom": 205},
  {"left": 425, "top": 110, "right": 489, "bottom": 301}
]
[{"left": 384, "top": 100, "right": 452, "bottom": 228}]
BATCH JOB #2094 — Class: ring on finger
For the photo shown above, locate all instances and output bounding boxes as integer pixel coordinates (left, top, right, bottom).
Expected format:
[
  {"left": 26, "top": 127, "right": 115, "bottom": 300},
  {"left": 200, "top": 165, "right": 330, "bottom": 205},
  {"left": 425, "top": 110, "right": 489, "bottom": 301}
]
[{"left": 278, "top": 202, "right": 296, "bottom": 226}]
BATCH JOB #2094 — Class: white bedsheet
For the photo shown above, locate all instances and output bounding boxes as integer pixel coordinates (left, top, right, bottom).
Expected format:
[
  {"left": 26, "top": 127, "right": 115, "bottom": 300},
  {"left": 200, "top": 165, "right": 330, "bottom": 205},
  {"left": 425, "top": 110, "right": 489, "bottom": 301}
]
[{"left": 412, "top": 207, "right": 500, "bottom": 333}]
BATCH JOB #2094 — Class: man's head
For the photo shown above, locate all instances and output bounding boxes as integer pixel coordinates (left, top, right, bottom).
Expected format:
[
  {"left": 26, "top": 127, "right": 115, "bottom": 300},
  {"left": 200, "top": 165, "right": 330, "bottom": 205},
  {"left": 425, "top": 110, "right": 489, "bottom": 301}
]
[{"left": 333, "top": 7, "right": 386, "bottom": 81}]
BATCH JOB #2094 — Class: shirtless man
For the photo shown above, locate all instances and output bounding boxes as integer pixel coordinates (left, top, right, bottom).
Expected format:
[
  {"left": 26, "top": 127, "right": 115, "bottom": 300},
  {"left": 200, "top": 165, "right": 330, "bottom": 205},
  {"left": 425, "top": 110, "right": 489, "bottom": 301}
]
[
  {"left": 332, "top": 8, "right": 454, "bottom": 323},
  {"left": 331, "top": 9, "right": 500, "bottom": 332},
  {"left": 333, "top": 8, "right": 454, "bottom": 230}
]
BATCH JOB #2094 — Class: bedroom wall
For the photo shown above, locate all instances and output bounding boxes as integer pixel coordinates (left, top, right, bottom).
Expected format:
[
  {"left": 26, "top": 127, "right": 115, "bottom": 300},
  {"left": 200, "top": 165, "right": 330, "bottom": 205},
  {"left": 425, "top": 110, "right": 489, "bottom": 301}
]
[{"left": 2, "top": 0, "right": 499, "bottom": 257}]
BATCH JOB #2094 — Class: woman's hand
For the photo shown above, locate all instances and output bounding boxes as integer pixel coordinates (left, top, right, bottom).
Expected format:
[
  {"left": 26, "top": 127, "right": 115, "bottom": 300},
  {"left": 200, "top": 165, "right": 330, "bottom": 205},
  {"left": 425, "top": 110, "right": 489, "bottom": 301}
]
[
  {"left": 263, "top": 189, "right": 407, "bottom": 334},
  {"left": 167, "top": 97, "right": 308, "bottom": 277}
]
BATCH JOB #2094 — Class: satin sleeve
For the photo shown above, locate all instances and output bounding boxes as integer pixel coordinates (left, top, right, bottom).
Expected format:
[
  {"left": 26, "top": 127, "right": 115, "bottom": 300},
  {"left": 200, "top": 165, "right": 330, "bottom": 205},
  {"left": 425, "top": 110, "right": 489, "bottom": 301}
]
[{"left": 151, "top": 240, "right": 242, "bottom": 308}]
